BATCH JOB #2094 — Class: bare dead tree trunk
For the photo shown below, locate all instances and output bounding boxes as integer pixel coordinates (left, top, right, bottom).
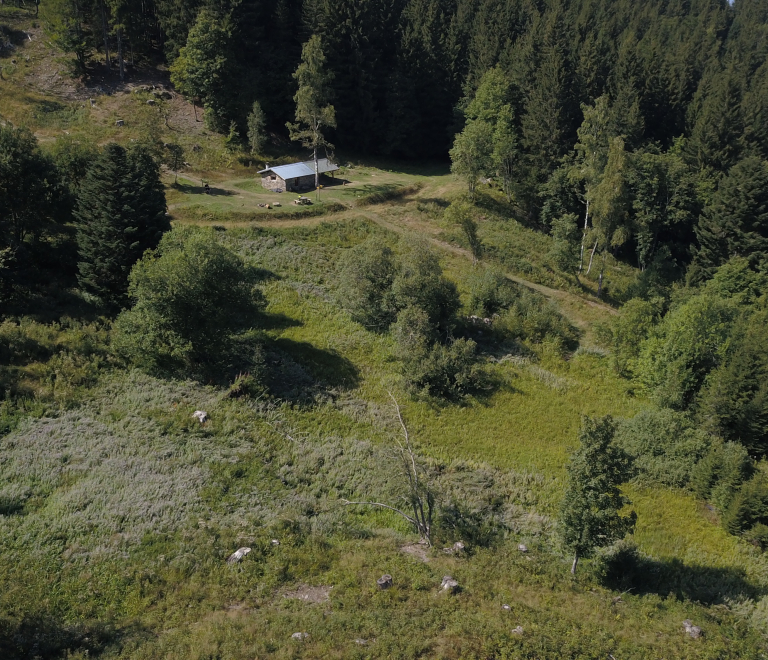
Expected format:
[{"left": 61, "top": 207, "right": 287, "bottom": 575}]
[
  {"left": 578, "top": 199, "right": 589, "bottom": 273},
  {"left": 571, "top": 552, "right": 579, "bottom": 574},
  {"left": 586, "top": 239, "right": 598, "bottom": 275},
  {"left": 341, "top": 393, "right": 434, "bottom": 546}
]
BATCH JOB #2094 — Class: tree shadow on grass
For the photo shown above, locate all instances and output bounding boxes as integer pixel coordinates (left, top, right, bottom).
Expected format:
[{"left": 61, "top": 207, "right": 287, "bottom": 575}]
[
  {"left": 260, "top": 312, "right": 303, "bottom": 332},
  {"left": 0, "top": 614, "right": 149, "bottom": 660},
  {"left": 474, "top": 191, "right": 543, "bottom": 231},
  {"left": 271, "top": 338, "right": 360, "bottom": 393},
  {"left": 171, "top": 182, "right": 237, "bottom": 197},
  {"left": 601, "top": 547, "right": 765, "bottom": 604}
]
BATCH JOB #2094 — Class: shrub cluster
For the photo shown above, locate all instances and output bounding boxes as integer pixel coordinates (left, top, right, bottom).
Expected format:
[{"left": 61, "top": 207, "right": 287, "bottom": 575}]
[
  {"left": 337, "top": 239, "right": 484, "bottom": 398},
  {"left": 613, "top": 408, "right": 710, "bottom": 488},
  {"left": 113, "top": 230, "right": 267, "bottom": 383},
  {"left": 467, "top": 267, "right": 578, "bottom": 349}
]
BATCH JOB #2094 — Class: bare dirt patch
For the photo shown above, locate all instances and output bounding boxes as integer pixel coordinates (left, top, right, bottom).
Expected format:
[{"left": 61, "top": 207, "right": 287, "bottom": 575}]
[
  {"left": 400, "top": 542, "right": 430, "bottom": 563},
  {"left": 282, "top": 584, "right": 333, "bottom": 604}
]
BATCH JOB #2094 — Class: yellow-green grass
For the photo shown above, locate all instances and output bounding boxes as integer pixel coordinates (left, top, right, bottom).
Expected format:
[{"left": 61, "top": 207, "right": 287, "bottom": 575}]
[{"left": 255, "top": 240, "right": 761, "bottom": 581}]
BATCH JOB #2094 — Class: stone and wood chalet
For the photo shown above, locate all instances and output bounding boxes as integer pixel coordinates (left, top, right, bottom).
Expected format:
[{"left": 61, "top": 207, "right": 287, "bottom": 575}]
[{"left": 258, "top": 158, "right": 339, "bottom": 192}]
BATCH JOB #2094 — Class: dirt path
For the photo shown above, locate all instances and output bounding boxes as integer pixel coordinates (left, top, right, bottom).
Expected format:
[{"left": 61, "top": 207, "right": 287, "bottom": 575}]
[
  {"left": 354, "top": 210, "right": 616, "bottom": 338},
  {"left": 173, "top": 188, "right": 615, "bottom": 336}
]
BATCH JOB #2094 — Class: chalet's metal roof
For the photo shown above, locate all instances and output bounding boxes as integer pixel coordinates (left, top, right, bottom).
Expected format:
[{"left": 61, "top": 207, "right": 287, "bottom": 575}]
[{"left": 258, "top": 158, "right": 338, "bottom": 180}]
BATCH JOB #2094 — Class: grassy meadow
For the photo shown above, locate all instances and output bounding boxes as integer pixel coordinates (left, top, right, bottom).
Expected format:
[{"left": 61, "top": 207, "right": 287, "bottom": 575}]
[{"left": 3, "top": 5, "right": 768, "bottom": 658}]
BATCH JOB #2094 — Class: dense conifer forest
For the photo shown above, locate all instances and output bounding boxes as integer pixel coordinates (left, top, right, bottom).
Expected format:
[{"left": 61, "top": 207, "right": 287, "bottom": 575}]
[{"left": 1, "top": 0, "right": 768, "bottom": 658}]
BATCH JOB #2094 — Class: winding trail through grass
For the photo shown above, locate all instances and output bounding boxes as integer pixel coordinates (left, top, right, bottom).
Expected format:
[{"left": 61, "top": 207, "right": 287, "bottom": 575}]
[{"left": 170, "top": 176, "right": 616, "bottom": 340}]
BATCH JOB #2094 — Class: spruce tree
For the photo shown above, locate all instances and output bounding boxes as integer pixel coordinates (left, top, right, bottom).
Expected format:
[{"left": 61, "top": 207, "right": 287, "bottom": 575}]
[
  {"left": 688, "top": 66, "right": 745, "bottom": 174},
  {"left": 75, "top": 144, "right": 169, "bottom": 308},
  {"left": 692, "top": 156, "right": 768, "bottom": 280},
  {"left": 698, "top": 306, "right": 768, "bottom": 456},
  {"left": 246, "top": 101, "right": 267, "bottom": 154}
]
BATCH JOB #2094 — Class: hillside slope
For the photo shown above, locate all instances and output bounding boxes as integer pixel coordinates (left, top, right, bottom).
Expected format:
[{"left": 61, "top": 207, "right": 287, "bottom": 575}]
[{"left": 2, "top": 6, "right": 768, "bottom": 659}]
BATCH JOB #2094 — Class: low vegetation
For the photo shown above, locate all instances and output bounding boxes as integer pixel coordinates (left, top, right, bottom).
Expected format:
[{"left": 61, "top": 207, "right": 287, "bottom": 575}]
[{"left": 3, "top": 1, "right": 768, "bottom": 658}]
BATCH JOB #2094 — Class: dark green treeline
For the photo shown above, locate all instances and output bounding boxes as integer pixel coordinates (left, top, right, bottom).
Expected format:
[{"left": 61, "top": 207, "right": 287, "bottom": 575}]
[{"left": 39, "top": 0, "right": 768, "bottom": 164}]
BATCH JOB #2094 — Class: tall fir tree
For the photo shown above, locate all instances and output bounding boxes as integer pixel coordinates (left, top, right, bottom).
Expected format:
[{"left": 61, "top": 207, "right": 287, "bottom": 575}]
[
  {"left": 692, "top": 156, "right": 768, "bottom": 281},
  {"left": 75, "top": 144, "right": 169, "bottom": 308}
]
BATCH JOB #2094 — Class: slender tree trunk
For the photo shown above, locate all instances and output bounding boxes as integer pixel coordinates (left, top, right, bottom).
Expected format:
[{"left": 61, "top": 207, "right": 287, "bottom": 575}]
[
  {"left": 597, "top": 252, "right": 606, "bottom": 298},
  {"left": 117, "top": 27, "right": 125, "bottom": 81},
  {"left": 586, "top": 239, "right": 598, "bottom": 275},
  {"left": 313, "top": 143, "right": 319, "bottom": 188},
  {"left": 578, "top": 199, "right": 589, "bottom": 272},
  {"left": 100, "top": 1, "right": 111, "bottom": 68},
  {"left": 571, "top": 552, "right": 579, "bottom": 575}
]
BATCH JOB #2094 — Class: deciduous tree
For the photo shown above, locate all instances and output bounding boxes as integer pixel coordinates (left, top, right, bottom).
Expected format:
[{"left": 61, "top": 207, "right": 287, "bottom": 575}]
[
  {"left": 559, "top": 416, "right": 636, "bottom": 574},
  {"left": 170, "top": 8, "right": 235, "bottom": 132},
  {"left": 287, "top": 34, "right": 336, "bottom": 189},
  {"left": 449, "top": 119, "right": 492, "bottom": 201},
  {"left": 113, "top": 230, "right": 265, "bottom": 378}
]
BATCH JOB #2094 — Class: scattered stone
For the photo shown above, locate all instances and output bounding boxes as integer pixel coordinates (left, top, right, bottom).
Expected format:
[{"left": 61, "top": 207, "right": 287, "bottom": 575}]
[
  {"left": 442, "top": 541, "right": 466, "bottom": 554},
  {"left": 115, "top": 119, "right": 124, "bottom": 127},
  {"left": 518, "top": 544, "right": 528, "bottom": 553},
  {"left": 291, "top": 632, "right": 309, "bottom": 640},
  {"left": 354, "top": 638, "right": 368, "bottom": 645},
  {"left": 683, "top": 620, "right": 702, "bottom": 639},
  {"left": 226, "top": 547, "right": 251, "bottom": 564},
  {"left": 271, "top": 539, "right": 280, "bottom": 546},
  {"left": 441, "top": 575, "right": 460, "bottom": 593},
  {"left": 192, "top": 410, "right": 208, "bottom": 424},
  {"left": 511, "top": 626, "right": 524, "bottom": 635},
  {"left": 146, "top": 99, "right": 156, "bottom": 105},
  {"left": 502, "top": 604, "right": 511, "bottom": 611},
  {"left": 377, "top": 574, "right": 393, "bottom": 590}
]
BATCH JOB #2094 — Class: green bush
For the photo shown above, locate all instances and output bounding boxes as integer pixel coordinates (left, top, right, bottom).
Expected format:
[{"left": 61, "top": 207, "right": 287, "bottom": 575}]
[
  {"left": 690, "top": 439, "right": 752, "bottom": 511},
  {"left": 609, "top": 297, "right": 663, "bottom": 377},
  {"left": 336, "top": 237, "right": 459, "bottom": 336},
  {"left": 335, "top": 240, "right": 397, "bottom": 331},
  {"left": 393, "top": 306, "right": 483, "bottom": 398},
  {"left": 613, "top": 408, "right": 710, "bottom": 488},
  {"left": 634, "top": 293, "right": 737, "bottom": 410},
  {"left": 494, "top": 288, "right": 578, "bottom": 348},
  {"left": 467, "top": 267, "right": 517, "bottom": 317},
  {"left": 391, "top": 239, "right": 460, "bottom": 335},
  {"left": 112, "top": 230, "right": 266, "bottom": 381}
]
